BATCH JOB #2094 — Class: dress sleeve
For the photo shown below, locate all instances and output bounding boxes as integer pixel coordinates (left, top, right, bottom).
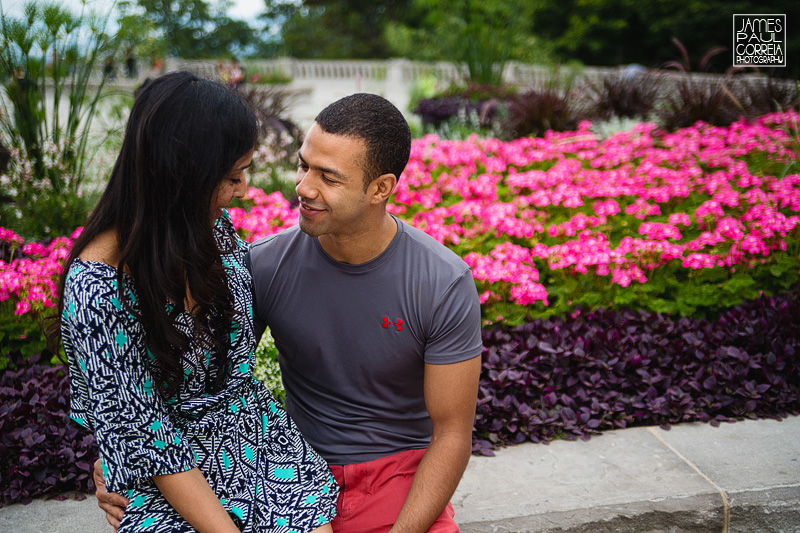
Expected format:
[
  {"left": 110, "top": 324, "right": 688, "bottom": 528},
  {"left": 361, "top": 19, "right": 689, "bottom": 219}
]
[
  {"left": 64, "top": 272, "right": 197, "bottom": 492},
  {"left": 218, "top": 208, "right": 250, "bottom": 253}
]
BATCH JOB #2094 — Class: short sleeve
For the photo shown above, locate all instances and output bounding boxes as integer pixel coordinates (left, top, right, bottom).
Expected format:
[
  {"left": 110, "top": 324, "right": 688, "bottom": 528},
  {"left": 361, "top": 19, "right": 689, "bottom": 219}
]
[
  {"left": 424, "top": 268, "right": 483, "bottom": 364},
  {"left": 218, "top": 209, "right": 250, "bottom": 253},
  {"left": 64, "top": 270, "right": 197, "bottom": 492}
]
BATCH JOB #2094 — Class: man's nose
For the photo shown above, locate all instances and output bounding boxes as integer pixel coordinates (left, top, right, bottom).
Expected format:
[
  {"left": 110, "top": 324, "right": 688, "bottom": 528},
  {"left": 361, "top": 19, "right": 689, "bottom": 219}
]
[{"left": 295, "top": 172, "right": 314, "bottom": 198}]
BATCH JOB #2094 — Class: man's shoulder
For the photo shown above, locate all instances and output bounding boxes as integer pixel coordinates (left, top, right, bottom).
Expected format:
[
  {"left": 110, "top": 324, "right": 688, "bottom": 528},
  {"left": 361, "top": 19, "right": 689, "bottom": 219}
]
[
  {"left": 249, "top": 225, "right": 304, "bottom": 258},
  {"left": 398, "top": 219, "right": 469, "bottom": 272}
]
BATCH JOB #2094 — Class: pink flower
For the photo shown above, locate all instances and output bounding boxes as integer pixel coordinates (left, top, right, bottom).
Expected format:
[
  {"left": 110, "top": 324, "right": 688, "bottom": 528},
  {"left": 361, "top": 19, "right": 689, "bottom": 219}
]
[
  {"left": 683, "top": 253, "right": 719, "bottom": 269},
  {"left": 668, "top": 213, "right": 692, "bottom": 226},
  {"left": 15, "top": 300, "right": 31, "bottom": 315},
  {"left": 22, "top": 242, "right": 47, "bottom": 256},
  {"left": 1, "top": 230, "right": 23, "bottom": 248},
  {"left": 593, "top": 199, "right": 620, "bottom": 217},
  {"left": 695, "top": 200, "right": 725, "bottom": 221},
  {"left": 639, "top": 222, "right": 682, "bottom": 241}
]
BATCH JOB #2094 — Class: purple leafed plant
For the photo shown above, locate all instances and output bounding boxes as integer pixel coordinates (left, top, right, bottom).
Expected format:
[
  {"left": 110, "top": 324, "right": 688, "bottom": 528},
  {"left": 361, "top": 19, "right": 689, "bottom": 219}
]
[
  {"left": 0, "top": 355, "right": 97, "bottom": 505},
  {"left": 472, "top": 286, "right": 800, "bottom": 455},
  {"left": 3, "top": 287, "right": 800, "bottom": 497},
  {"left": 413, "top": 97, "right": 483, "bottom": 127}
]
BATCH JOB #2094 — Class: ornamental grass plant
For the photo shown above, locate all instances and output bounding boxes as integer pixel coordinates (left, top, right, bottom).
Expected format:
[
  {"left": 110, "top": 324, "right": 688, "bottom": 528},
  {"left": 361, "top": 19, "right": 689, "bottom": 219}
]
[
  {"left": 734, "top": 76, "right": 800, "bottom": 119},
  {"left": 233, "top": 85, "right": 303, "bottom": 201},
  {"left": 0, "top": 1, "right": 122, "bottom": 240},
  {"left": 584, "top": 68, "right": 662, "bottom": 121}
]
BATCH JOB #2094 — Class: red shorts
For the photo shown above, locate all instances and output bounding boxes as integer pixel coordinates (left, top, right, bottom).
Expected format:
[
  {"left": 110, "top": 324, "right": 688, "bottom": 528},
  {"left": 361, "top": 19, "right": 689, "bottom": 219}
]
[{"left": 328, "top": 448, "right": 459, "bottom": 533}]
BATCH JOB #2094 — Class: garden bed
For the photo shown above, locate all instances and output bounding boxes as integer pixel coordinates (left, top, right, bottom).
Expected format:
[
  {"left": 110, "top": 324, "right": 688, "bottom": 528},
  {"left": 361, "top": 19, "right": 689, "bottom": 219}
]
[
  {"left": 473, "top": 285, "right": 800, "bottom": 455},
  {"left": 2, "top": 112, "right": 799, "bottom": 503}
]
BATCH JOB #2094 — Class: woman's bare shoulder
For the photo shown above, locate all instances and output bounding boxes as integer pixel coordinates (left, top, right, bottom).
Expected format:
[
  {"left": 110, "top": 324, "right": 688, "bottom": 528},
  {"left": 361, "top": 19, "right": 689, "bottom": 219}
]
[{"left": 78, "top": 229, "right": 120, "bottom": 267}]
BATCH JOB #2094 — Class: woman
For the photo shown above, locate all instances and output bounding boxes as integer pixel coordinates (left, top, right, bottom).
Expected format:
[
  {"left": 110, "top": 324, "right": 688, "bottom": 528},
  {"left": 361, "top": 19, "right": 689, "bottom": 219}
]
[{"left": 53, "top": 72, "right": 338, "bottom": 532}]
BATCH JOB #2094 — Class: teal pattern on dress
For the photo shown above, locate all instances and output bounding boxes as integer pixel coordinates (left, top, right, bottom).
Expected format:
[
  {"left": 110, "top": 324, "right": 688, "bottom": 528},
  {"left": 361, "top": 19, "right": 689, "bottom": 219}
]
[{"left": 63, "top": 213, "right": 338, "bottom": 532}]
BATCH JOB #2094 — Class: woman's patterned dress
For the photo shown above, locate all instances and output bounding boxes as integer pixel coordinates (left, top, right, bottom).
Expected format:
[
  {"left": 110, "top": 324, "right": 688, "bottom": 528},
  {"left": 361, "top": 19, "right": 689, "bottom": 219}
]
[{"left": 63, "top": 214, "right": 339, "bottom": 532}]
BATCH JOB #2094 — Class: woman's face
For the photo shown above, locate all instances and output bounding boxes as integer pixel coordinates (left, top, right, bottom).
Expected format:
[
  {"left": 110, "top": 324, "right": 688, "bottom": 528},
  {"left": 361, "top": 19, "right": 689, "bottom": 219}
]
[{"left": 211, "top": 149, "right": 252, "bottom": 224}]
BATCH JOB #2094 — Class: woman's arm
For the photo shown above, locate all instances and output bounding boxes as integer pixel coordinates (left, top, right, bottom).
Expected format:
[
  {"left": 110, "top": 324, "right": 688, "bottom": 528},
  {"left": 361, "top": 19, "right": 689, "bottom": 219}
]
[
  {"left": 66, "top": 271, "right": 234, "bottom": 532},
  {"left": 153, "top": 468, "right": 241, "bottom": 533}
]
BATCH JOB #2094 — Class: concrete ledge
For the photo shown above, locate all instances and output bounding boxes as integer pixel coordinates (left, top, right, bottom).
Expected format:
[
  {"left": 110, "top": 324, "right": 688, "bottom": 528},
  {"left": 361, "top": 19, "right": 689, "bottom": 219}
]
[
  {"left": 461, "top": 494, "right": 724, "bottom": 532},
  {"left": 1, "top": 417, "right": 798, "bottom": 532},
  {"left": 728, "top": 485, "right": 800, "bottom": 533},
  {"left": 453, "top": 417, "right": 800, "bottom": 532}
]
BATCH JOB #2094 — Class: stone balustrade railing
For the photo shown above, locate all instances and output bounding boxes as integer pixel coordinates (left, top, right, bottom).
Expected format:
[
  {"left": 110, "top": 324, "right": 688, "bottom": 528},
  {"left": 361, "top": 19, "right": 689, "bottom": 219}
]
[
  {"left": 165, "top": 58, "right": 773, "bottom": 88},
  {"left": 167, "top": 58, "right": 616, "bottom": 87},
  {"left": 77, "top": 57, "right": 779, "bottom": 127}
]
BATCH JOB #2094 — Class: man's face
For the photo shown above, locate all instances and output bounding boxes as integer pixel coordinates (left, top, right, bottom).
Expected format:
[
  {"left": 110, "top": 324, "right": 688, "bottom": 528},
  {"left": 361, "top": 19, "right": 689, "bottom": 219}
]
[{"left": 294, "top": 123, "right": 371, "bottom": 239}]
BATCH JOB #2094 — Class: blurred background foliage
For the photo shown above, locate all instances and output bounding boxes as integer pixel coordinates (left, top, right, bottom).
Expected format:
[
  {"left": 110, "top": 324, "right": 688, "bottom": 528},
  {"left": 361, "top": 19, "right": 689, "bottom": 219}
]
[
  {"left": 1, "top": 0, "right": 798, "bottom": 241},
  {"left": 72, "top": 0, "right": 797, "bottom": 79},
  {"left": 267, "top": 0, "right": 797, "bottom": 77},
  {"left": 265, "top": 0, "right": 800, "bottom": 77},
  {"left": 0, "top": 1, "right": 123, "bottom": 239}
]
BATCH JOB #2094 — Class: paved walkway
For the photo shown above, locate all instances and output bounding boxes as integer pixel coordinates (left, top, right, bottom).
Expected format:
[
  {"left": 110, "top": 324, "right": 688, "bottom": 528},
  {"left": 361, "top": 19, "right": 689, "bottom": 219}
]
[{"left": 1, "top": 415, "right": 798, "bottom": 532}]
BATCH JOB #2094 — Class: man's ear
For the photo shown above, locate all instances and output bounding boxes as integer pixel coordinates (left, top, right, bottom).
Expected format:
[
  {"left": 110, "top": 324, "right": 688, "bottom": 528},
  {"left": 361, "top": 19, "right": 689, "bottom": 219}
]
[{"left": 369, "top": 173, "right": 397, "bottom": 204}]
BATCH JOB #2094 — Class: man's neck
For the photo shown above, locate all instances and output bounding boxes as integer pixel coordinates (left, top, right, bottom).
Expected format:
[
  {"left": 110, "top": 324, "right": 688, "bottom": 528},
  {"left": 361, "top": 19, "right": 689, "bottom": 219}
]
[{"left": 318, "top": 214, "right": 398, "bottom": 265}]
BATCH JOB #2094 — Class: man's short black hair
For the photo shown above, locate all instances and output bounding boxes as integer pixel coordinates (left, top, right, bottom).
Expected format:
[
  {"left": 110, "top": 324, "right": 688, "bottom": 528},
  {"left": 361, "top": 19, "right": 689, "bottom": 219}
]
[{"left": 314, "top": 93, "right": 411, "bottom": 189}]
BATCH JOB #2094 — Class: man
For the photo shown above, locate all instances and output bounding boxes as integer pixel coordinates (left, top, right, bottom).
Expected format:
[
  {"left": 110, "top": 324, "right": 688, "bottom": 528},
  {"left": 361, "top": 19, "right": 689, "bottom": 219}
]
[{"left": 96, "top": 93, "right": 482, "bottom": 532}]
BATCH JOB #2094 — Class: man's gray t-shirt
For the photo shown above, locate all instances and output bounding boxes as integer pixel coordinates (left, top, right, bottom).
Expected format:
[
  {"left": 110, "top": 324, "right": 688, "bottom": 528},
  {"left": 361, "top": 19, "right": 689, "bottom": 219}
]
[{"left": 248, "top": 217, "right": 482, "bottom": 465}]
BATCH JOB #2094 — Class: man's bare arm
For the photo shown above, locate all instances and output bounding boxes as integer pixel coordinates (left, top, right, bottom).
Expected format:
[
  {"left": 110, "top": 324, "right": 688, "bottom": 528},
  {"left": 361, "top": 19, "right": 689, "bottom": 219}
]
[{"left": 389, "top": 356, "right": 481, "bottom": 532}]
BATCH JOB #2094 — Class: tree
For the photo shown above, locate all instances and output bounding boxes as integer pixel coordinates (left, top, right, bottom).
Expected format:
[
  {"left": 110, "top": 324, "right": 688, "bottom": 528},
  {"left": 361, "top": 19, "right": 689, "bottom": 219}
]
[
  {"left": 127, "top": 0, "right": 261, "bottom": 58},
  {"left": 532, "top": 0, "right": 799, "bottom": 77},
  {"left": 384, "top": 0, "right": 551, "bottom": 85},
  {"left": 263, "top": 0, "right": 550, "bottom": 76},
  {"left": 116, "top": 3, "right": 168, "bottom": 67},
  {"left": 269, "top": 0, "right": 416, "bottom": 59}
]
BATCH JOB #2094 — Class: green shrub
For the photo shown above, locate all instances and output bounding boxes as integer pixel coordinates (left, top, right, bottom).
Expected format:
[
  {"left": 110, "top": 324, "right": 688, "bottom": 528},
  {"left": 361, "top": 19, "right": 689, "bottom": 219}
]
[
  {"left": 252, "top": 329, "right": 285, "bottom": 404},
  {"left": 247, "top": 69, "right": 292, "bottom": 85},
  {"left": 0, "top": 300, "right": 51, "bottom": 370}
]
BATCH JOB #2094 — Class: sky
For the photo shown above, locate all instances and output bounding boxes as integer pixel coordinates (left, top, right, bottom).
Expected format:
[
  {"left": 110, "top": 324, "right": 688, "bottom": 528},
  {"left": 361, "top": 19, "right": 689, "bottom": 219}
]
[{"left": 0, "top": 0, "right": 267, "bottom": 21}]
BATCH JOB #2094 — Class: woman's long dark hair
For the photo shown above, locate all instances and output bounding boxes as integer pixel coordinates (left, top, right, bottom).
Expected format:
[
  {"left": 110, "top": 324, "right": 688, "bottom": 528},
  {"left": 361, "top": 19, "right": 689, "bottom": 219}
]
[{"left": 49, "top": 72, "right": 258, "bottom": 397}]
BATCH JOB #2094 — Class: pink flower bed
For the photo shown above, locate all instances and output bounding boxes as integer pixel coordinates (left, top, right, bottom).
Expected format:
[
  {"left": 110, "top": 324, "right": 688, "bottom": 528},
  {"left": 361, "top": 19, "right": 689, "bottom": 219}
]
[
  {"left": 0, "top": 228, "right": 78, "bottom": 316},
  {"left": 387, "top": 113, "right": 800, "bottom": 315},
  {"left": 2, "top": 112, "right": 799, "bottom": 324}
]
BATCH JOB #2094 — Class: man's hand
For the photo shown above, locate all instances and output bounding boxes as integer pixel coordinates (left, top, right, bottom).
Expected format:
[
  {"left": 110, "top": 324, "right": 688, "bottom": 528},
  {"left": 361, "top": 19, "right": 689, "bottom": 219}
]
[{"left": 93, "top": 458, "right": 129, "bottom": 532}]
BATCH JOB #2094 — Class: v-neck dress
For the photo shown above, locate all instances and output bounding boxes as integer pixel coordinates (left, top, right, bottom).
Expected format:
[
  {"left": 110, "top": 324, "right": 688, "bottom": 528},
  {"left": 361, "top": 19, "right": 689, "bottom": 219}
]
[{"left": 62, "top": 214, "right": 338, "bottom": 533}]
